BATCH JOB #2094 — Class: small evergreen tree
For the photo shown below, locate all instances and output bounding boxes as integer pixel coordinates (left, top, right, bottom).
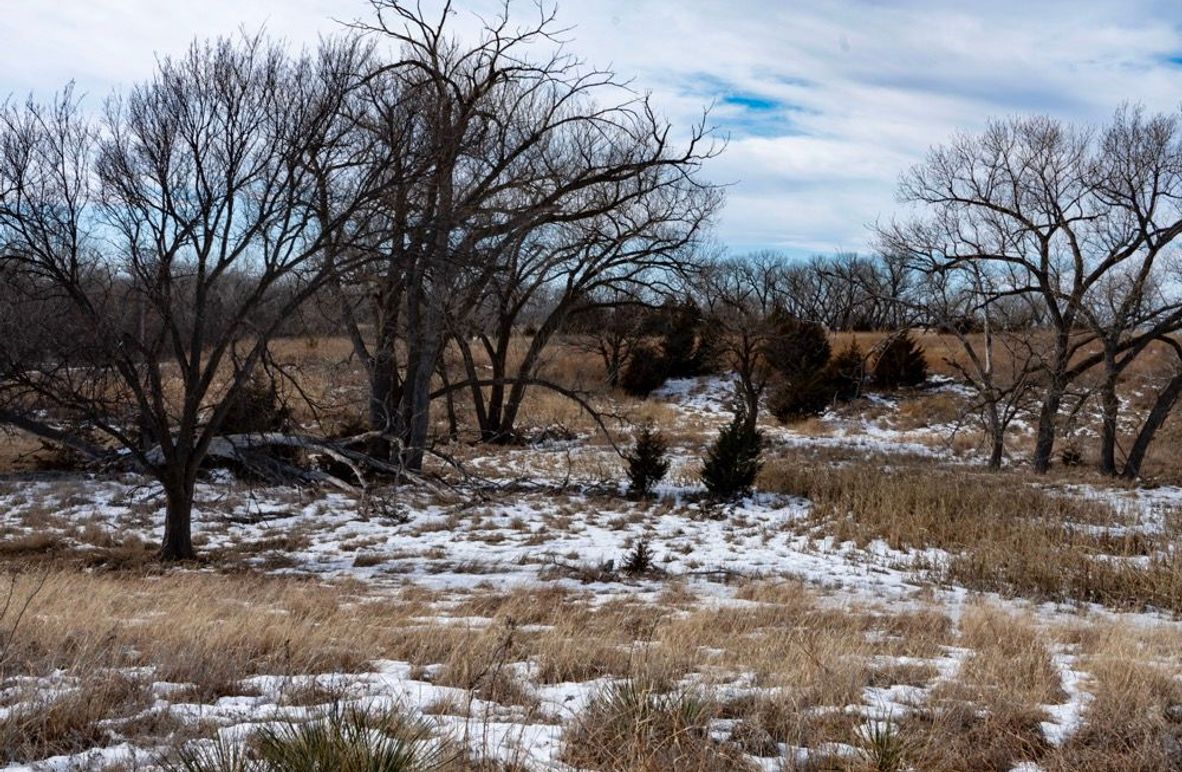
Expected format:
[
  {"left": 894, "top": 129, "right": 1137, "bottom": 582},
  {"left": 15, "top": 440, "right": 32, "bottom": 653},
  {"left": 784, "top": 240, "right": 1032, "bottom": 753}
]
[
  {"left": 622, "top": 538, "right": 656, "bottom": 575},
  {"left": 659, "top": 300, "right": 714, "bottom": 378},
  {"left": 762, "top": 311, "right": 831, "bottom": 378},
  {"left": 767, "top": 371, "right": 834, "bottom": 422},
  {"left": 625, "top": 423, "right": 671, "bottom": 498},
  {"left": 692, "top": 316, "right": 724, "bottom": 376},
  {"left": 873, "top": 331, "right": 928, "bottom": 389},
  {"left": 826, "top": 340, "right": 866, "bottom": 401},
  {"left": 762, "top": 312, "right": 837, "bottom": 422},
  {"left": 620, "top": 343, "right": 670, "bottom": 396},
  {"left": 701, "top": 403, "right": 764, "bottom": 499}
]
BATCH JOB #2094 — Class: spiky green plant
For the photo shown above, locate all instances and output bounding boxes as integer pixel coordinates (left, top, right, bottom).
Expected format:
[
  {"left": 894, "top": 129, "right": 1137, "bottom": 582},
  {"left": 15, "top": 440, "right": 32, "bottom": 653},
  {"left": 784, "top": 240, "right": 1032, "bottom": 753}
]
[
  {"left": 253, "top": 704, "right": 447, "bottom": 772},
  {"left": 160, "top": 735, "right": 258, "bottom": 772},
  {"left": 161, "top": 704, "right": 451, "bottom": 772},
  {"left": 859, "top": 717, "right": 908, "bottom": 772},
  {"left": 563, "top": 679, "right": 745, "bottom": 771}
]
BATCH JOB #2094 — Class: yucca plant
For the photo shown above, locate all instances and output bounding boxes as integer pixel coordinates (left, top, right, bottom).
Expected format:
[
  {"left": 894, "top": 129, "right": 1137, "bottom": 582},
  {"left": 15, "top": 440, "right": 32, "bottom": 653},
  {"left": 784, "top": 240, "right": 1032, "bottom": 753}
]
[
  {"left": 161, "top": 735, "right": 258, "bottom": 772},
  {"left": 858, "top": 716, "right": 908, "bottom": 772},
  {"left": 564, "top": 679, "right": 729, "bottom": 770},
  {"left": 161, "top": 704, "right": 452, "bottom": 772},
  {"left": 254, "top": 704, "right": 448, "bottom": 772}
]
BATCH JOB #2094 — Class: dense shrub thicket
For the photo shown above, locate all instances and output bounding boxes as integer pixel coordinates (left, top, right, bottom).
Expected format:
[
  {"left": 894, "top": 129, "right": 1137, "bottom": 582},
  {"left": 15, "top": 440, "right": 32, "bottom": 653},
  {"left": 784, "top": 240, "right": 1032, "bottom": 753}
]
[
  {"left": 220, "top": 376, "right": 292, "bottom": 435},
  {"left": 620, "top": 343, "right": 671, "bottom": 397},
  {"left": 764, "top": 316, "right": 867, "bottom": 422}
]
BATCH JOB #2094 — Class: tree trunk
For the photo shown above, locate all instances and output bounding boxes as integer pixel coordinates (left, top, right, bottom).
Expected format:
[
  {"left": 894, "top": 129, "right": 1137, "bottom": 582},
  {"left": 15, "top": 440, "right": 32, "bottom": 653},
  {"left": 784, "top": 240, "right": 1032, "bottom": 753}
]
[
  {"left": 160, "top": 472, "right": 196, "bottom": 561},
  {"left": 398, "top": 322, "right": 444, "bottom": 473},
  {"left": 1032, "top": 385, "right": 1064, "bottom": 473},
  {"left": 436, "top": 358, "right": 459, "bottom": 441},
  {"left": 988, "top": 435, "right": 1004, "bottom": 469},
  {"left": 455, "top": 335, "right": 490, "bottom": 437},
  {"left": 1098, "top": 351, "right": 1120, "bottom": 476},
  {"left": 488, "top": 313, "right": 566, "bottom": 443},
  {"left": 1122, "top": 371, "right": 1182, "bottom": 479},
  {"left": 483, "top": 329, "right": 509, "bottom": 441},
  {"left": 602, "top": 339, "right": 624, "bottom": 388},
  {"left": 985, "top": 403, "right": 1004, "bottom": 470},
  {"left": 368, "top": 357, "right": 398, "bottom": 461}
]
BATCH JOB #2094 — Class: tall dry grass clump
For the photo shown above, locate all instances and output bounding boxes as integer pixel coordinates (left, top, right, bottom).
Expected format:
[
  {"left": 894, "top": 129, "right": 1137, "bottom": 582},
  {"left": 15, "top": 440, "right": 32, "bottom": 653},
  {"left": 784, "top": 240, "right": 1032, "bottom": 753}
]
[
  {"left": 1047, "top": 626, "right": 1182, "bottom": 771},
  {"left": 762, "top": 456, "right": 1182, "bottom": 612},
  {"left": 563, "top": 679, "right": 754, "bottom": 771}
]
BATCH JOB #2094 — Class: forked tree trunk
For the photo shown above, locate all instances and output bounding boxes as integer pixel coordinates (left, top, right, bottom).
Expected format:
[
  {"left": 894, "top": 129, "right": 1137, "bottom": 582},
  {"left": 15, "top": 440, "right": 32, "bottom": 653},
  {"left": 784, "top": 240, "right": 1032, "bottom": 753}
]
[{"left": 601, "top": 340, "right": 624, "bottom": 388}]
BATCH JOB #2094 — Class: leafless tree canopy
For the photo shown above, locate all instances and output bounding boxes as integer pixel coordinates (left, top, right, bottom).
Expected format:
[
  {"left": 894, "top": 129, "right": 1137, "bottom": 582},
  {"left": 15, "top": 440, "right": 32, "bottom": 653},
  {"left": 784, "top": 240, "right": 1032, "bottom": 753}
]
[
  {"left": 881, "top": 107, "right": 1182, "bottom": 474},
  {"left": 0, "top": 35, "right": 388, "bottom": 559},
  {"left": 333, "top": 0, "right": 722, "bottom": 466},
  {"left": 0, "top": 2, "right": 723, "bottom": 560}
]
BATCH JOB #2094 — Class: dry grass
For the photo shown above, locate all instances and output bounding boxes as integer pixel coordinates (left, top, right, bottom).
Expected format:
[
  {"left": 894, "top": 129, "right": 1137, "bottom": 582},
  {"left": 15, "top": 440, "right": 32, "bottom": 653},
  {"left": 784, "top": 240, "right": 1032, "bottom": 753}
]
[
  {"left": 0, "top": 671, "right": 153, "bottom": 763},
  {"left": 904, "top": 605, "right": 1061, "bottom": 770},
  {"left": 892, "top": 390, "right": 969, "bottom": 431},
  {"left": 0, "top": 571, "right": 408, "bottom": 700},
  {"left": 762, "top": 455, "right": 1182, "bottom": 613},
  {"left": 563, "top": 680, "right": 755, "bottom": 771},
  {"left": 0, "top": 563, "right": 1176, "bottom": 767},
  {"left": 1, "top": 333, "right": 1182, "bottom": 766}
]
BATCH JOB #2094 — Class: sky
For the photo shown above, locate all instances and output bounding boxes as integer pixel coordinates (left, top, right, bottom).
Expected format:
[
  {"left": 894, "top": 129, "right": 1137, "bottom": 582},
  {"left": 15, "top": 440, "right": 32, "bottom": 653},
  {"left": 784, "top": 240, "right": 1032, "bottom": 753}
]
[{"left": 2, "top": 0, "right": 1180, "bottom": 257}]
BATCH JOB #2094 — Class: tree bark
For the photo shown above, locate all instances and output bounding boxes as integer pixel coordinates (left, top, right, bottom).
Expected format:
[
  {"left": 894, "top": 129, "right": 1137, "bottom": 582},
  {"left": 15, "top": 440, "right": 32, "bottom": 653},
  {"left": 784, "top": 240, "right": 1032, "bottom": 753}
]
[
  {"left": 1122, "top": 371, "right": 1182, "bottom": 479},
  {"left": 1032, "top": 389, "right": 1062, "bottom": 473},
  {"left": 1098, "top": 362, "right": 1120, "bottom": 476},
  {"left": 984, "top": 402, "right": 1004, "bottom": 470},
  {"left": 368, "top": 355, "right": 399, "bottom": 461},
  {"left": 1095, "top": 342, "right": 1122, "bottom": 476},
  {"left": 160, "top": 470, "right": 196, "bottom": 562}
]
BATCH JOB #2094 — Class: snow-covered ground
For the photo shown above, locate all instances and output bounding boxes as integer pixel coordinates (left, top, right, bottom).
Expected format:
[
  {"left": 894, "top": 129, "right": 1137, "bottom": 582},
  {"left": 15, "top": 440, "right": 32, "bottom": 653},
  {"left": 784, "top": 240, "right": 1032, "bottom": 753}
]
[{"left": 0, "top": 374, "right": 1178, "bottom": 771}]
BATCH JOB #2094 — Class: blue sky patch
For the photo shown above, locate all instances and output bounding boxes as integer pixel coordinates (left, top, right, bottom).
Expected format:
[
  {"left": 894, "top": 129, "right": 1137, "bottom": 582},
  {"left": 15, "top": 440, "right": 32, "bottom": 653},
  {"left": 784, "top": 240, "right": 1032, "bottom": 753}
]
[{"left": 722, "top": 93, "right": 781, "bottom": 112}]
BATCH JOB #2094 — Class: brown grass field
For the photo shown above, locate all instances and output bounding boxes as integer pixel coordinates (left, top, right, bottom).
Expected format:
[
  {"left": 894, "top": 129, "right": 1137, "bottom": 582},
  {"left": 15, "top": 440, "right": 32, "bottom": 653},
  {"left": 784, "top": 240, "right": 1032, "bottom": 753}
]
[{"left": 0, "top": 333, "right": 1180, "bottom": 770}]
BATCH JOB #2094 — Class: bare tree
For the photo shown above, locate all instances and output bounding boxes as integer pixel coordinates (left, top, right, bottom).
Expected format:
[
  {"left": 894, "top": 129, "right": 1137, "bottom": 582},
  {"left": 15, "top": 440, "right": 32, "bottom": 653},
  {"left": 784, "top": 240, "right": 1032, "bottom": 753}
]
[
  {"left": 905, "top": 257, "right": 1043, "bottom": 467},
  {"left": 453, "top": 180, "right": 716, "bottom": 443},
  {"left": 0, "top": 35, "right": 385, "bottom": 559},
  {"left": 697, "top": 252, "right": 786, "bottom": 428},
  {"left": 881, "top": 108, "right": 1182, "bottom": 473},
  {"left": 573, "top": 298, "right": 649, "bottom": 389},
  {"left": 339, "top": 0, "right": 720, "bottom": 469}
]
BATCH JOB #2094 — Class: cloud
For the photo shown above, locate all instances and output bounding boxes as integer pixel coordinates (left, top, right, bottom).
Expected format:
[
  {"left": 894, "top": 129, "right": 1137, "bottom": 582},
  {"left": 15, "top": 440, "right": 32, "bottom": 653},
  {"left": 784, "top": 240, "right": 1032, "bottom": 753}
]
[{"left": 2, "top": 0, "right": 1180, "bottom": 255}]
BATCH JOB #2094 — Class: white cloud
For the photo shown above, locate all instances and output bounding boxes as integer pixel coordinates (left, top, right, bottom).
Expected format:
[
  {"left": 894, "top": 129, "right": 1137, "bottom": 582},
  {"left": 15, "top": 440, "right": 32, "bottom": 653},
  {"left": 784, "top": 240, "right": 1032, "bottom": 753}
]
[{"left": 2, "top": 0, "right": 1180, "bottom": 255}]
